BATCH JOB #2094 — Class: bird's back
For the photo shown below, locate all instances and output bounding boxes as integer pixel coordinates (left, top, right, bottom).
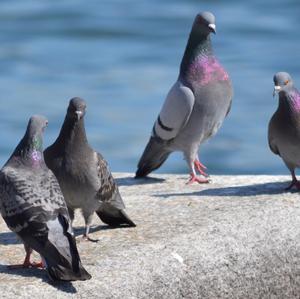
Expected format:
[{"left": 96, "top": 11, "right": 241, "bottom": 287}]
[
  {"left": 0, "top": 163, "right": 91, "bottom": 281},
  {"left": 0, "top": 164, "right": 67, "bottom": 225}
]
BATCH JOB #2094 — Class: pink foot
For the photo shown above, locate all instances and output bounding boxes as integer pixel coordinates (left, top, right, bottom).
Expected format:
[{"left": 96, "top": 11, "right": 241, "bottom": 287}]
[
  {"left": 31, "top": 261, "right": 44, "bottom": 268},
  {"left": 285, "top": 180, "right": 300, "bottom": 191},
  {"left": 187, "top": 174, "right": 210, "bottom": 185},
  {"left": 195, "top": 160, "right": 207, "bottom": 169},
  {"left": 194, "top": 160, "right": 209, "bottom": 177},
  {"left": 7, "top": 260, "right": 44, "bottom": 269}
]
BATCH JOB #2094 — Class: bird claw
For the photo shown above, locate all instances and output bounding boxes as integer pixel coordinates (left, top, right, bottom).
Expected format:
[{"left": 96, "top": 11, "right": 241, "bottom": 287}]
[
  {"left": 82, "top": 234, "right": 99, "bottom": 243},
  {"left": 31, "top": 261, "right": 44, "bottom": 268},
  {"left": 285, "top": 180, "right": 300, "bottom": 191},
  {"left": 195, "top": 160, "right": 207, "bottom": 169},
  {"left": 187, "top": 174, "right": 210, "bottom": 185},
  {"left": 7, "top": 261, "right": 44, "bottom": 269},
  {"left": 194, "top": 160, "right": 209, "bottom": 177}
]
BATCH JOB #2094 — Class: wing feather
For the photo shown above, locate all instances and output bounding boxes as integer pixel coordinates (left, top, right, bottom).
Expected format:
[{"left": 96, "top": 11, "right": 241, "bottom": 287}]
[
  {"left": 153, "top": 81, "right": 195, "bottom": 140},
  {"left": 94, "top": 152, "right": 124, "bottom": 209}
]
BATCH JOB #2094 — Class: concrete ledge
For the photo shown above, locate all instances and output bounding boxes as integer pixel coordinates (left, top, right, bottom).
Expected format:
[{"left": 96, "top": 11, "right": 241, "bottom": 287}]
[{"left": 0, "top": 174, "right": 300, "bottom": 298}]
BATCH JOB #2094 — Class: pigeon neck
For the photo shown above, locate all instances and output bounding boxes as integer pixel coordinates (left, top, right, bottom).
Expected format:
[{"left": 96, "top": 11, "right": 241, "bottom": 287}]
[
  {"left": 279, "top": 89, "right": 300, "bottom": 115},
  {"left": 12, "top": 132, "right": 44, "bottom": 166},
  {"left": 180, "top": 32, "right": 213, "bottom": 78},
  {"left": 57, "top": 117, "right": 88, "bottom": 149}
]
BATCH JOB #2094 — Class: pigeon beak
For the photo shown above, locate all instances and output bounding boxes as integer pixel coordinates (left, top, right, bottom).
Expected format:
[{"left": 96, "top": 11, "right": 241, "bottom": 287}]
[
  {"left": 273, "top": 85, "right": 281, "bottom": 97},
  {"left": 208, "top": 23, "right": 216, "bottom": 34},
  {"left": 75, "top": 110, "right": 83, "bottom": 120}
]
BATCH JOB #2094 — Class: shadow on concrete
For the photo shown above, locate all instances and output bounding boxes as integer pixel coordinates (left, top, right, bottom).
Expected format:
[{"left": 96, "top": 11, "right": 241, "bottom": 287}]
[
  {"left": 73, "top": 223, "right": 134, "bottom": 239},
  {"left": 116, "top": 176, "right": 165, "bottom": 186},
  {"left": 0, "top": 222, "right": 134, "bottom": 245},
  {"left": 0, "top": 264, "right": 77, "bottom": 293},
  {"left": 0, "top": 231, "right": 21, "bottom": 245},
  {"left": 156, "top": 181, "right": 296, "bottom": 198},
  {"left": 48, "top": 280, "right": 77, "bottom": 294}
]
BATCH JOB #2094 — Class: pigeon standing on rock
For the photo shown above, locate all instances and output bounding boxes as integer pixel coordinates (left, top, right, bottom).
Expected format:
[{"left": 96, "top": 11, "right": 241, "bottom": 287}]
[
  {"left": 0, "top": 115, "right": 91, "bottom": 281},
  {"left": 268, "top": 72, "right": 300, "bottom": 190},
  {"left": 136, "top": 12, "right": 233, "bottom": 184},
  {"left": 44, "top": 98, "right": 136, "bottom": 242}
]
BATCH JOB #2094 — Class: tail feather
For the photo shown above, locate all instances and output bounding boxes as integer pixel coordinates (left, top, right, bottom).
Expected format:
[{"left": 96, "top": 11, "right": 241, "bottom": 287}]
[
  {"left": 96, "top": 205, "right": 136, "bottom": 227},
  {"left": 43, "top": 215, "right": 91, "bottom": 281},
  {"left": 27, "top": 235, "right": 91, "bottom": 281},
  {"left": 136, "top": 136, "right": 171, "bottom": 178},
  {"left": 45, "top": 241, "right": 91, "bottom": 281},
  {"left": 47, "top": 265, "right": 91, "bottom": 282}
]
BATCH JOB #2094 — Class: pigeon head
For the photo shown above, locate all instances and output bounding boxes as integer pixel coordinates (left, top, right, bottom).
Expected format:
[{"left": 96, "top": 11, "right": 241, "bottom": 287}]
[
  {"left": 26, "top": 115, "right": 48, "bottom": 138},
  {"left": 180, "top": 11, "right": 218, "bottom": 78},
  {"left": 273, "top": 72, "right": 294, "bottom": 96},
  {"left": 193, "top": 11, "right": 216, "bottom": 35},
  {"left": 67, "top": 97, "right": 87, "bottom": 121},
  {"left": 9, "top": 115, "right": 48, "bottom": 165}
]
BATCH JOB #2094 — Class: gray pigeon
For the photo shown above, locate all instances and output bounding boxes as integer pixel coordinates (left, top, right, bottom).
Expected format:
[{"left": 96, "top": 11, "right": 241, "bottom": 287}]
[
  {"left": 268, "top": 72, "right": 300, "bottom": 190},
  {"left": 135, "top": 11, "right": 233, "bottom": 183},
  {"left": 0, "top": 115, "right": 91, "bottom": 281},
  {"left": 44, "top": 98, "right": 136, "bottom": 242}
]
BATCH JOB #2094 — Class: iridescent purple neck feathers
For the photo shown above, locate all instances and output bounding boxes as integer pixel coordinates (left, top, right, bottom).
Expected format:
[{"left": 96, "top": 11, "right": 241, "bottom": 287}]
[
  {"left": 30, "top": 149, "right": 43, "bottom": 164},
  {"left": 289, "top": 89, "right": 300, "bottom": 113},
  {"left": 10, "top": 134, "right": 44, "bottom": 168},
  {"left": 180, "top": 34, "right": 212, "bottom": 77},
  {"left": 185, "top": 55, "right": 229, "bottom": 86},
  {"left": 279, "top": 89, "right": 300, "bottom": 114}
]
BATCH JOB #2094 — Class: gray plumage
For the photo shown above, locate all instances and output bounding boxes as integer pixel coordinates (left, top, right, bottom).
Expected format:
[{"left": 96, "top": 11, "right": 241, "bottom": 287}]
[
  {"left": 0, "top": 115, "right": 91, "bottom": 281},
  {"left": 44, "top": 98, "right": 135, "bottom": 241},
  {"left": 268, "top": 72, "right": 300, "bottom": 190},
  {"left": 136, "top": 12, "right": 233, "bottom": 183}
]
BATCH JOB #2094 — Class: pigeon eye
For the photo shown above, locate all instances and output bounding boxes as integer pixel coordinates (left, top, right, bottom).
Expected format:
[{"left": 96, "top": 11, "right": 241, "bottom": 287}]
[{"left": 284, "top": 80, "right": 289, "bottom": 85}]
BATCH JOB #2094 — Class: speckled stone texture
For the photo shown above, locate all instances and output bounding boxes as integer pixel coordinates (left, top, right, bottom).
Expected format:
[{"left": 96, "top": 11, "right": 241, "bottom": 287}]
[{"left": 0, "top": 174, "right": 300, "bottom": 298}]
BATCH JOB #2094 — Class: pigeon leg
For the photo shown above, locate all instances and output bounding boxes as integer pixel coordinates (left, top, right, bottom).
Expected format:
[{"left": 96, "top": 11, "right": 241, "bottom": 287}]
[
  {"left": 7, "top": 245, "right": 44, "bottom": 269},
  {"left": 82, "top": 213, "right": 99, "bottom": 242},
  {"left": 82, "top": 225, "right": 99, "bottom": 243},
  {"left": 285, "top": 170, "right": 300, "bottom": 190},
  {"left": 187, "top": 161, "right": 210, "bottom": 184},
  {"left": 194, "top": 158, "right": 209, "bottom": 177},
  {"left": 68, "top": 207, "right": 75, "bottom": 223}
]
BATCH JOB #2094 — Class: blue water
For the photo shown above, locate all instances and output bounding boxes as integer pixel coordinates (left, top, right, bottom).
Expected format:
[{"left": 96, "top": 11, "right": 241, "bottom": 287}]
[{"left": 0, "top": 0, "right": 300, "bottom": 175}]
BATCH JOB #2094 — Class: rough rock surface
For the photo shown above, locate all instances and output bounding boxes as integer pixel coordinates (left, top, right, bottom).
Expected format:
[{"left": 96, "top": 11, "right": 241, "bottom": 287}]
[{"left": 0, "top": 174, "right": 300, "bottom": 298}]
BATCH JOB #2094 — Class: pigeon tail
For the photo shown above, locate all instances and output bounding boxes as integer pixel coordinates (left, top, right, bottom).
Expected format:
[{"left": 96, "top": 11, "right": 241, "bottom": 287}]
[
  {"left": 42, "top": 215, "right": 91, "bottom": 281},
  {"left": 25, "top": 231, "right": 91, "bottom": 281},
  {"left": 47, "top": 259, "right": 91, "bottom": 282},
  {"left": 136, "top": 136, "right": 171, "bottom": 178},
  {"left": 96, "top": 205, "right": 136, "bottom": 227}
]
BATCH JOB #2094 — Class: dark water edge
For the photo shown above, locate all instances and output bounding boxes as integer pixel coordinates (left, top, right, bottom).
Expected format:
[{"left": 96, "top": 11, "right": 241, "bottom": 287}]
[{"left": 0, "top": 0, "right": 299, "bottom": 175}]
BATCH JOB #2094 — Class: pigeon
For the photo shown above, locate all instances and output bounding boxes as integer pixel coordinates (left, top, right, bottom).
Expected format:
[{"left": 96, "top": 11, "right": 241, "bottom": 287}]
[
  {"left": 44, "top": 98, "right": 136, "bottom": 242},
  {"left": 268, "top": 72, "right": 300, "bottom": 190},
  {"left": 135, "top": 11, "right": 233, "bottom": 184},
  {"left": 0, "top": 115, "right": 91, "bottom": 281}
]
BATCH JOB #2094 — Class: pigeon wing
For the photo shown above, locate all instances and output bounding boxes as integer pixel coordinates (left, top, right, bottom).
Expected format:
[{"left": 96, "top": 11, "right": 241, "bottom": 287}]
[
  {"left": 93, "top": 152, "right": 135, "bottom": 227},
  {"left": 94, "top": 152, "right": 125, "bottom": 210},
  {"left": 0, "top": 167, "right": 67, "bottom": 231},
  {"left": 0, "top": 167, "right": 91, "bottom": 281},
  {"left": 153, "top": 80, "right": 195, "bottom": 140},
  {"left": 268, "top": 117, "right": 280, "bottom": 156}
]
